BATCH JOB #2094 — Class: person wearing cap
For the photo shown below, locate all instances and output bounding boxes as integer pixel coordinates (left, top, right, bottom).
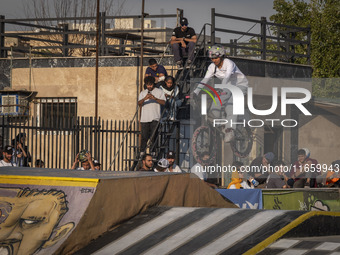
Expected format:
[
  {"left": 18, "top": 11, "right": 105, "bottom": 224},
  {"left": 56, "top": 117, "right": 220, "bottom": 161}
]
[
  {"left": 170, "top": 17, "right": 197, "bottom": 69},
  {"left": 93, "top": 160, "right": 101, "bottom": 170},
  {"left": 137, "top": 154, "right": 154, "bottom": 171},
  {"left": 0, "top": 145, "right": 17, "bottom": 167},
  {"left": 154, "top": 158, "right": 169, "bottom": 172},
  {"left": 249, "top": 152, "right": 275, "bottom": 186},
  {"left": 165, "top": 151, "right": 183, "bottom": 173}
]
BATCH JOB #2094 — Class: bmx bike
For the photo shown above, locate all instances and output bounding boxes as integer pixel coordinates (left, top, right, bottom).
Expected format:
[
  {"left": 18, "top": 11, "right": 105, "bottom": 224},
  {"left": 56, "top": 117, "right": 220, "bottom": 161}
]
[{"left": 190, "top": 92, "right": 253, "bottom": 165}]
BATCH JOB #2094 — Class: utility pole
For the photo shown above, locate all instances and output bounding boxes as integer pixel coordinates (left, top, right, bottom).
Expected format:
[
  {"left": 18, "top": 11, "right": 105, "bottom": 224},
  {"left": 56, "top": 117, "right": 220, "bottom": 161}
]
[
  {"left": 139, "top": 0, "right": 145, "bottom": 93},
  {"left": 95, "top": 0, "right": 100, "bottom": 119}
]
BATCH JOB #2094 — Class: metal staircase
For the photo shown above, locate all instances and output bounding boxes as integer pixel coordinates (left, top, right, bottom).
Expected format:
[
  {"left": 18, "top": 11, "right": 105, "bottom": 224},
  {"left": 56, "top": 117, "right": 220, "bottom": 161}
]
[
  {"left": 113, "top": 23, "right": 213, "bottom": 171},
  {"left": 146, "top": 24, "right": 213, "bottom": 163}
]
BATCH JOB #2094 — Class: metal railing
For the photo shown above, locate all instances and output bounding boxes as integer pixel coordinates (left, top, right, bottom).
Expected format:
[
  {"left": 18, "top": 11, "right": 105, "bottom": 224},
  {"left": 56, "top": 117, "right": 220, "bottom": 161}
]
[
  {"left": 0, "top": 115, "right": 140, "bottom": 171},
  {"left": 211, "top": 8, "right": 311, "bottom": 63},
  {"left": 0, "top": 12, "right": 180, "bottom": 58}
]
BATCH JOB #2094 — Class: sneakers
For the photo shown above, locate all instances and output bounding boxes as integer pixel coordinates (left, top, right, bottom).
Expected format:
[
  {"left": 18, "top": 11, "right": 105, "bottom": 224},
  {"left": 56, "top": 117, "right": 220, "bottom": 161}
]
[
  {"left": 224, "top": 128, "right": 235, "bottom": 143},
  {"left": 176, "top": 61, "right": 183, "bottom": 70},
  {"left": 187, "top": 59, "right": 192, "bottom": 65}
]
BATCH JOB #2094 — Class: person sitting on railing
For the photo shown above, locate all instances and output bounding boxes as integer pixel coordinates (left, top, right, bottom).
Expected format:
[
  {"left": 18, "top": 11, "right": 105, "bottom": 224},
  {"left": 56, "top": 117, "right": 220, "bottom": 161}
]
[
  {"left": 266, "top": 161, "right": 289, "bottom": 189},
  {"left": 316, "top": 160, "right": 340, "bottom": 187},
  {"left": 138, "top": 76, "right": 166, "bottom": 154},
  {"left": 249, "top": 152, "right": 275, "bottom": 188},
  {"left": 288, "top": 148, "right": 320, "bottom": 188},
  {"left": 71, "top": 150, "right": 95, "bottom": 171},
  {"left": 145, "top": 58, "right": 168, "bottom": 87},
  {"left": 159, "top": 76, "right": 182, "bottom": 121},
  {"left": 170, "top": 17, "right": 197, "bottom": 69}
]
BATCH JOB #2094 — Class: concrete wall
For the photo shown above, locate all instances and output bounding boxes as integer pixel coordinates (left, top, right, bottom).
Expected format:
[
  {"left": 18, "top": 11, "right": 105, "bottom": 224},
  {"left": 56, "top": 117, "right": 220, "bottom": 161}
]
[
  {"left": 299, "top": 115, "right": 340, "bottom": 165},
  {"left": 0, "top": 55, "right": 312, "bottom": 120},
  {"left": 11, "top": 66, "right": 140, "bottom": 119}
]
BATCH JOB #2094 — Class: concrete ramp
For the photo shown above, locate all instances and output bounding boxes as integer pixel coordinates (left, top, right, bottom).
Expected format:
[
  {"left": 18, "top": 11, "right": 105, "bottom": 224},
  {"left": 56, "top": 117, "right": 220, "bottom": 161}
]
[
  {"left": 1, "top": 168, "right": 340, "bottom": 255},
  {"left": 75, "top": 208, "right": 340, "bottom": 255},
  {"left": 74, "top": 207, "right": 305, "bottom": 255},
  {"left": 0, "top": 168, "right": 235, "bottom": 255}
]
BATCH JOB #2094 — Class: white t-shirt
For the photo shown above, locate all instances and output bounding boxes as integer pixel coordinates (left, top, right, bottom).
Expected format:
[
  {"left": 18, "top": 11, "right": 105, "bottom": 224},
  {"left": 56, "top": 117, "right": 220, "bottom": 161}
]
[
  {"left": 190, "top": 163, "right": 208, "bottom": 181},
  {"left": 138, "top": 88, "right": 166, "bottom": 123},
  {"left": 195, "top": 58, "right": 248, "bottom": 94},
  {"left": 166, "top": 164, "right": 183, "bottom": 173},
  {"left": 0, "top": 160, "right": 17, "bottom": 167}
]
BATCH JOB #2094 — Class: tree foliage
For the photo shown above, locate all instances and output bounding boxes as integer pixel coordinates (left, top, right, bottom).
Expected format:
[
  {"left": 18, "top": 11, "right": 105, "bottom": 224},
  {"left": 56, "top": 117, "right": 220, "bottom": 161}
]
[{"left": 270, "top": 0, "right": 340, "bottom": 98}]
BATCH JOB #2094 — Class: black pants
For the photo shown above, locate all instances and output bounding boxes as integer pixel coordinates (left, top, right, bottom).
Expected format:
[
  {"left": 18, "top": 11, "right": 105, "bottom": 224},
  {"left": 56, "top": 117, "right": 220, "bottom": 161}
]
[{"left": 141, "top": 120, "right": 158, "bottom": 153}]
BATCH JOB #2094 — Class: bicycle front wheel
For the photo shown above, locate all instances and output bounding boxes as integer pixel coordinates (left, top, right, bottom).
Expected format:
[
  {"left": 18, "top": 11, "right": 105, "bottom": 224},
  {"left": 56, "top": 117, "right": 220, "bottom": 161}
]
[
  {"left": 191, "top": 126, "right": 217, "bottom": 165},
  {"left": 231, "top": 125, "right": 253, "bottom": 158}
]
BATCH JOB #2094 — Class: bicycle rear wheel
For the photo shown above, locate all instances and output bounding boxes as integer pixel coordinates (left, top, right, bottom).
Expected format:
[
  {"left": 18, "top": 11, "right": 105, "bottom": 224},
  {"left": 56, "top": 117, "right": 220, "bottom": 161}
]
[
  {"left": 191, "top": 126, "right": 217, "bottom": 165},
  {"left": 231, "top": 125, "right": 253, "bottom": 158}
]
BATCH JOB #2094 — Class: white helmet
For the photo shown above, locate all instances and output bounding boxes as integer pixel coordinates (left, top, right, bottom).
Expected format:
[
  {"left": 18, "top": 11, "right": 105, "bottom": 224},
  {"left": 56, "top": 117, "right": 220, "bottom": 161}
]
[
  {"left": 208, "top": 44, "right": 225, "bottom": 58},
  {"left": 302, "top": 148, "right": 310, "bottom": 158}
]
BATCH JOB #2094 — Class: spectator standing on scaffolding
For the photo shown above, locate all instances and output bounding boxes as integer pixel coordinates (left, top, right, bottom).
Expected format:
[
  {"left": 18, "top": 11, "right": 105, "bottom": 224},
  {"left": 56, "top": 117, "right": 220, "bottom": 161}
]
[
  {"left": 138, "top": 76, "right": 166, "bottom": 154},
  {"left": 171, "top": 17, "right": 197, "bottom": 69},
  {"left": 160, "top": 76, "right": 182, "bottom": 121},
  {"left": 145, "top": 58, "right": 168, "bottom": 87},
  {"left": 12, "top": 133, "right": 31, "bottom": 167}
]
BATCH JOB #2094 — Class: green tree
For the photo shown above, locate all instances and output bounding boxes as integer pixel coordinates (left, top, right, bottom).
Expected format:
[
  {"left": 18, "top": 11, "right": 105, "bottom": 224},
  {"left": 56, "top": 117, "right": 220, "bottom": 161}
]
[{"left": 270, "top": 0, "right": 340, "bottom": 98}]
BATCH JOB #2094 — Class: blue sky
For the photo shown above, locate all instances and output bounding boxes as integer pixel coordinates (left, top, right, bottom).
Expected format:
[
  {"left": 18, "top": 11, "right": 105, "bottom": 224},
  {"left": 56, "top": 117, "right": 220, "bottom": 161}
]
[{"left": 1, "top": 0, "right": 278, "bottom": 42}]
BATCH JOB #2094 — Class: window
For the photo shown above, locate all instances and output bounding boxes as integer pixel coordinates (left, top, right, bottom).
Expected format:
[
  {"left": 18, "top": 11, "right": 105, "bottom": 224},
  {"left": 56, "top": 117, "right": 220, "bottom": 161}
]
[{"left": 34, "top": 97, "right": 77, "bottom": 129}]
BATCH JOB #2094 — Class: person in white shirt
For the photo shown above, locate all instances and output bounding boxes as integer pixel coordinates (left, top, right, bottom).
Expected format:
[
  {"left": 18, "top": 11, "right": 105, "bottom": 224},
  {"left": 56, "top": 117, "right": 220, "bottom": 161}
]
[
  {"left": 165, "top": 151, "right": 183, "bottom": 173},
  {"left": 0, "top": 145, "right": 17, "bottom": 167},
  {"left": 193, "top": 44, "right": 248, "bottom": 142},
  {"left": 138, "top": 76, "right": 166, "bottom": 153}
]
